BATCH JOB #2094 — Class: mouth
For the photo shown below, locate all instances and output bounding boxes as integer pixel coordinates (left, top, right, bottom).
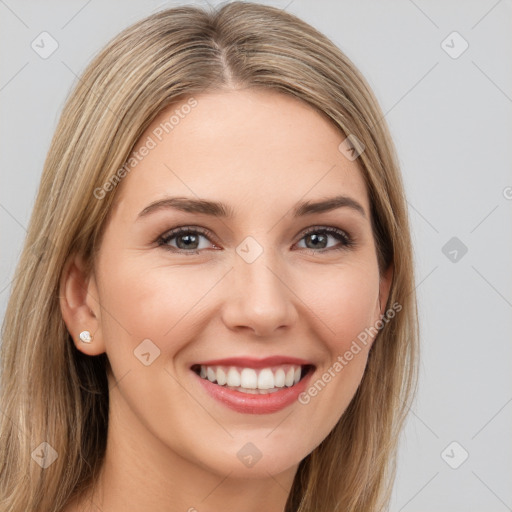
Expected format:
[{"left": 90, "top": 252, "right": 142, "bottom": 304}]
[{"left": 190, "top": 360, "right": 315, "bottom": 395}]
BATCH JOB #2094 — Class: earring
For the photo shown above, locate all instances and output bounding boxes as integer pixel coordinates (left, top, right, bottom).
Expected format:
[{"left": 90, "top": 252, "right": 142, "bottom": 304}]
[{"left": 79, "top": 330, "right": 93, "bottom": 343}]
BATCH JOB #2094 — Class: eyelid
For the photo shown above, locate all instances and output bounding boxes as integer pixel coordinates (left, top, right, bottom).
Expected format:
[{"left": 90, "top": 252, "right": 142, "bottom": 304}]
[{"left": 298, "top": 225, "right": 351, "bottom": 240}]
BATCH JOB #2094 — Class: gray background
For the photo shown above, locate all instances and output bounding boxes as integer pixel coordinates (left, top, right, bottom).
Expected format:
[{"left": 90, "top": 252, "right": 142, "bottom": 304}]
[{"left": 1, "top": 0, "right": 511, "bottom": 510}]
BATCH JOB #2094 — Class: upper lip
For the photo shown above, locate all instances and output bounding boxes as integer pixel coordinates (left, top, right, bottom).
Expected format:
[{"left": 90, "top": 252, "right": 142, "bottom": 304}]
[{"left": 191, "top": 356, "right": 314, "bottom": 369}]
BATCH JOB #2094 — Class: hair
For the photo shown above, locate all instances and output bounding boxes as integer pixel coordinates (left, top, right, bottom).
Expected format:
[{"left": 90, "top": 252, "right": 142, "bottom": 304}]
[{"left": 0, "top": 2, "right": 419, "bottom": 511}]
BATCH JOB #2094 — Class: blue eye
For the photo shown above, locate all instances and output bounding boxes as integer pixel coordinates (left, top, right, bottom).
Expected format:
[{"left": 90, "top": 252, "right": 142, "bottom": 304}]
[{"left": 157, "top": 226, "right": 354, "bottom": 255}]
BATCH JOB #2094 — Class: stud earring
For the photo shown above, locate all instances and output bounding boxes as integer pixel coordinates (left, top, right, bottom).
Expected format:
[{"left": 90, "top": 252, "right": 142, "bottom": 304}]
[{"left": 79, "top": 331, "right": 93, "bottom": 343}]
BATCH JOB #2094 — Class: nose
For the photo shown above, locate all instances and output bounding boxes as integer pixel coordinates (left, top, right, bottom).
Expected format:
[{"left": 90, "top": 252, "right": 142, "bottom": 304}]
[{"left": 221, "top": 248, "right": 299, "bottom": 337}]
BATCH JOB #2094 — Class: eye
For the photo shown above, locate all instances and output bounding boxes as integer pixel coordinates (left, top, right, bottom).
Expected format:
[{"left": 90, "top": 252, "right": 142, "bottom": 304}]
[
  {"left": 156, "top": 225, "right": 354, "bottom": 255},
  {"left": 157, "top": 226, "right": 218, "bottom": 254},
  {"left": 295, "top": 226, "right": 354, "bottom": 253}
]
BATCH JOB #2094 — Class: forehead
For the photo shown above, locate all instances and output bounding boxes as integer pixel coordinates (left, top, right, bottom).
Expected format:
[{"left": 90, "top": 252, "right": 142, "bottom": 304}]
[{"left": 112, "top": 89, "right": 369, "bottom": 218}]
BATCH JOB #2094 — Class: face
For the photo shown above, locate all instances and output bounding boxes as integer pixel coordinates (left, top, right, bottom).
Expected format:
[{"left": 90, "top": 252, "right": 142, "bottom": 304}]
[{"left": 75, "top": 89, "right": 391, "bottom": 480}]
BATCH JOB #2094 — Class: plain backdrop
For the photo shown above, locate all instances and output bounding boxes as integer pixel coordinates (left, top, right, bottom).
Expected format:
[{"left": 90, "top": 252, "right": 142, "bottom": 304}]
[{"left": 1, "top": 1, "right": 511, "bottom": 510}]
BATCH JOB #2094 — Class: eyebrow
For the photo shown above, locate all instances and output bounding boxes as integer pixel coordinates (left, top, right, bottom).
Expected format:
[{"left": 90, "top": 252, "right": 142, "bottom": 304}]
[{"left": 137, "top": 195, "right": 367, "bottom": 220}]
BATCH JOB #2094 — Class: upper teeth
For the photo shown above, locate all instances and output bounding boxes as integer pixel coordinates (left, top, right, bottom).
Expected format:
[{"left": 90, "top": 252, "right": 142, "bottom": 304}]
[{"left": 198, "top": 364, "right": 302, "bottom": 390}]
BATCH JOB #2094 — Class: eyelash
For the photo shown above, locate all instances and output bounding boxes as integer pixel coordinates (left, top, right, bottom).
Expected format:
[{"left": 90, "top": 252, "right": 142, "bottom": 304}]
[{"left": 156, "top": 225, "right": 354, "bottom": 255}]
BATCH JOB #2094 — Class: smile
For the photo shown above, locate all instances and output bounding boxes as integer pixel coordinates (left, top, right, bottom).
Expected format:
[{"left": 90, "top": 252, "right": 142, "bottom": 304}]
[
  {"left": 190, "top": 356, "right": 315, "bottom": 414},
  {"left": 191, "top": 363, "right": 313, "bottom": 394}
]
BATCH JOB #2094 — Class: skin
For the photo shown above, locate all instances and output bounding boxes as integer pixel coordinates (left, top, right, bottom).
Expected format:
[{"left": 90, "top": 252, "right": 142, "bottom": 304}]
[{"left": 60, "top": 89, "right": 392, "bottom": 512}]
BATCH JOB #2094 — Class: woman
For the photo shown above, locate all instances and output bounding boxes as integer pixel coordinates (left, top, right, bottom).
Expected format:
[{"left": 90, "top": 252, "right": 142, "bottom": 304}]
[{"left": 0, "top": 2, "right": 419, "bottom": 511}]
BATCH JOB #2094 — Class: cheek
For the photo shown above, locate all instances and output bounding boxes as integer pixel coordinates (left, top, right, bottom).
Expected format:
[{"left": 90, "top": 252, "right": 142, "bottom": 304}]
[
  {"left": 294, "top": 260, "right": 380, "bottom": 351},
  {"left": 98, "top": 260, "right": 222, "bottom": 355},
  {"left": 94, "top": 261, "right": 228, "bottom": 452},
  {"left": 290, "top": 264, "right": 379, "bottom": 438}
]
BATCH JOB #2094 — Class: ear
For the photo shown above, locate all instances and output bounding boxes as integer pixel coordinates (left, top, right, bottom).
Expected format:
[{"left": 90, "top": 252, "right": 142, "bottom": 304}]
[
  {"left": 59, "top": 252, "right": 105, "bottom": 356},
  {"left": 376, "top": 262, "right": 394, "bottom": 319}
]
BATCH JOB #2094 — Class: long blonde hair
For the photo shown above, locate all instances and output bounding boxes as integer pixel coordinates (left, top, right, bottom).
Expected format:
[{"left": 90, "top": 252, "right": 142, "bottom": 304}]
[{"left": 0, "top": 3, "right": 419, "bottom": 511}]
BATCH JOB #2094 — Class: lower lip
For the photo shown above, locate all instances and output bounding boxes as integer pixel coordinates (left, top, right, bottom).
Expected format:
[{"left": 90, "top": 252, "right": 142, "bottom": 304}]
[{"left": 194, "top": 368, "right": 314, "bottom": 414}]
